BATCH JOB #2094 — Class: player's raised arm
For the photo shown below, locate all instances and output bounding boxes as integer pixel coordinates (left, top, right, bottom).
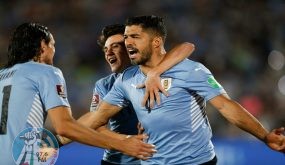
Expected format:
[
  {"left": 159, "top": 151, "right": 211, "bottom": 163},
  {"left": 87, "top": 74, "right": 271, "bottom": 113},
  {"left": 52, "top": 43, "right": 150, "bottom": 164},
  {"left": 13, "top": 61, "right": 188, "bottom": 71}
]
[{"left": 138, "top": 42, "right": 195, "bottom": 108}]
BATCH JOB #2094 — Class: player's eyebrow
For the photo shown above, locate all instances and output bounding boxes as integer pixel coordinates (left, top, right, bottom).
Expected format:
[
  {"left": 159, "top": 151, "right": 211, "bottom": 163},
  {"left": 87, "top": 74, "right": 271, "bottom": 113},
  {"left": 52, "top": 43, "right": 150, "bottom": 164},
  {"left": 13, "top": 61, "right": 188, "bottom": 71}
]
[
  {"left": 107, "top": 41, "right": 124, "bottom": 48},
  {"left": 124, "top": 33, "right": 140, "bottom": 38},
  {"left": 103, "top": 41, "right": 124, "bottom": 51}
]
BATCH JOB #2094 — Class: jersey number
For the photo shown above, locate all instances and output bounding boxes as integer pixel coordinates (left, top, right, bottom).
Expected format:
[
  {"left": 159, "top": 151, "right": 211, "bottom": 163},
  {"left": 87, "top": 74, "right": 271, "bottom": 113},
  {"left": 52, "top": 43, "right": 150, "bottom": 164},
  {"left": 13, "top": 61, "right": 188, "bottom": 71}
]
[{"left": 0, "top": 85, "right": 11, "bottom": 134}]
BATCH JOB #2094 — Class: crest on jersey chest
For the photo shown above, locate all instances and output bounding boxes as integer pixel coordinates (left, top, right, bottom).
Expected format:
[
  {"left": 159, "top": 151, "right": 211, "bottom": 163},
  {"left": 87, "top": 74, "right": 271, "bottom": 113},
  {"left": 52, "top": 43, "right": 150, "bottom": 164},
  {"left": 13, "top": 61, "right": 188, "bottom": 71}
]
[{"left": 161, "top": 78, "right": 172, "bottom": 91}]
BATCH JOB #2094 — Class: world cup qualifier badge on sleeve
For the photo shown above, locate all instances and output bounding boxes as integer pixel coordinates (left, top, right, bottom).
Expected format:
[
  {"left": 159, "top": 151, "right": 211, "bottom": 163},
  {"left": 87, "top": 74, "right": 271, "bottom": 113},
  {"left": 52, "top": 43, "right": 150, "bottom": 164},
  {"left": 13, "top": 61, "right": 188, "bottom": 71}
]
[
  {"left": 91, "top": 94, "right": 100, "bottom": 109},
  {"left": 12, "top": 127, "right": 59, "bottom": 165},
  {"left": 56, "top": 85, "right": 66, "bottom": 98}
]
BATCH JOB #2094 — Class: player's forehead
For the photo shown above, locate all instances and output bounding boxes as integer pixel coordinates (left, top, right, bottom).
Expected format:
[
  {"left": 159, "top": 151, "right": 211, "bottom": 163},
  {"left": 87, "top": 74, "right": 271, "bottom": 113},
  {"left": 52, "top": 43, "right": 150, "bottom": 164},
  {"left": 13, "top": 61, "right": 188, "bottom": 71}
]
[
  {"left": 124, "top": 25, "right": 144, "bottom": 35},
  {"left": 104, "top": 34, "right": 124, "bottom": 47}
]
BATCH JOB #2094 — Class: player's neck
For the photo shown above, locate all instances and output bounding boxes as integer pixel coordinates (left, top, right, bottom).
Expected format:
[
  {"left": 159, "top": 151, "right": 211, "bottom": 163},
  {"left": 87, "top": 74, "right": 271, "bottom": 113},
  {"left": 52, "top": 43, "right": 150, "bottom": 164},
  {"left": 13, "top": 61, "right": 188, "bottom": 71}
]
[{"left": 140, "top": 48, "right": 166, "bottom": 75}]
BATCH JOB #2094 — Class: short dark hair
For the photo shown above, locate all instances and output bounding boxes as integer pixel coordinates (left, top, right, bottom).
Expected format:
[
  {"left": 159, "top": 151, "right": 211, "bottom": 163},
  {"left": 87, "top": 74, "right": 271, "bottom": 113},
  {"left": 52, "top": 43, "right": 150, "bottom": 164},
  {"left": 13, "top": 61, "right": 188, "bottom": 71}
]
[
  {"left": 125, "top": 15, "right": 167, "bottom": 42},
  {"left": 6, "top": 22, "right": 51, "bottom": 67},
  {"left": 97, "top": 24, "right": 125, "bottom": 48}
]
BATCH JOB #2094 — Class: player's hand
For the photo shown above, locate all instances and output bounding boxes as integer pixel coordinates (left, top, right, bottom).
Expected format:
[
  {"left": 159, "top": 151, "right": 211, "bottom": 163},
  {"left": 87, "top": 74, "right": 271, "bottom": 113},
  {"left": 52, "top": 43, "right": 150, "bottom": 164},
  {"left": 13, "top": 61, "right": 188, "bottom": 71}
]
[
  {"left": 136, "top": 69, "right": 169, "bottom": 109},
  {"left": 38, "top": 144, "right": 57, "bottom": 161},
  {"left": 120, "top": 134, "right": 157, "bottom": 160},
  {"left": 265, "top": 127, "right": 285, "bottom": 153},
  {"left": 56, "top": 135, "right": 72, "bottom": 145},
  {"left": 137, "top": 122, "right": 145, "bottom": 135}
]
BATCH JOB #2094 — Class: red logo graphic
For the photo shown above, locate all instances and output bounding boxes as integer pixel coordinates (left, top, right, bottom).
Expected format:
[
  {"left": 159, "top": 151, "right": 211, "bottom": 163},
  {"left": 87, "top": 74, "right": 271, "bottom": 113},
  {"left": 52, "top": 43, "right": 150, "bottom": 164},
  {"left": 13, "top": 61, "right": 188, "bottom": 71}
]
[
  {"left": 92, "top": 94, "right": 99, "bottom": 105},
  {"left": 56, "top": 85, "right": 66, "bottom": 98}
]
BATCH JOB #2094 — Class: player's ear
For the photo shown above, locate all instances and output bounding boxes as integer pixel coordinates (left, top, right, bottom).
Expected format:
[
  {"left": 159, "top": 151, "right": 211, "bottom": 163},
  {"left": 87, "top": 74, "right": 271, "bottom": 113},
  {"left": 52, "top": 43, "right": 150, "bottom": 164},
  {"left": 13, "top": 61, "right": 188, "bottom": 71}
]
[
  {"left": 34, "top": 40, "right": 46, "bottom": 62},
  {"left": 40, "top": 40, "right": 47, "bottom": 54},
  {"left": 152, "top": 36, "right": 162, "bottom": 48}
]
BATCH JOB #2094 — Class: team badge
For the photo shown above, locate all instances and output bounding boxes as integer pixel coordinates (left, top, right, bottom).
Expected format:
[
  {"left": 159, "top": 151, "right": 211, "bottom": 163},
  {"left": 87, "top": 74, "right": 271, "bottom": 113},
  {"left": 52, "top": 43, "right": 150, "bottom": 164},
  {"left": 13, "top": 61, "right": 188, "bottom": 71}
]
[
  {"left": 161, "top": 78, "right": 172, "bottom": 91},
  {"left": 56, "top": 85, "right": 66, "bottom": 98}
]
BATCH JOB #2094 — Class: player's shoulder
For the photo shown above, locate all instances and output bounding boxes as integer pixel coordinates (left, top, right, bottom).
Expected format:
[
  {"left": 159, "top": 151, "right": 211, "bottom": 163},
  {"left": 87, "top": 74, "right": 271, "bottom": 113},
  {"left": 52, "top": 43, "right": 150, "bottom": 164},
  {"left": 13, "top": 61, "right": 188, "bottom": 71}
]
[
  {"left": 179, "top": 58, "right": 201, "bottom": 67},
  {"left": 120, "top": 65, "right": 139, "bottom": 81},
  {"left": 19, "top": 61, "right": 63, "bottom": 78},
  {"left": 95, "top": 73, "right": 118, "bottom": 88},
  {"left": 179, "top": 59, "right": 210, "bottom": 73},
  {"left": 23, "top": 61, "right": 61, "bottom": 72}
]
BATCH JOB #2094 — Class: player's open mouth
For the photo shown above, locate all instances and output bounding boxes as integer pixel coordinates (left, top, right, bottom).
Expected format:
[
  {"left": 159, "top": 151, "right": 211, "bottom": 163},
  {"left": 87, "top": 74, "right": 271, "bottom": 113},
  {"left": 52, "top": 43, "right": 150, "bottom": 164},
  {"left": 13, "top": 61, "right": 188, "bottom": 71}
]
[
  {"left": 108, "top": 57, "right": 117, "bottom": 64},
  {"left": 129, "top": 49, "right": 137, "bottom": 54},
  {"left": 127, "top": 48, "right": 139, "bottom": 58}
]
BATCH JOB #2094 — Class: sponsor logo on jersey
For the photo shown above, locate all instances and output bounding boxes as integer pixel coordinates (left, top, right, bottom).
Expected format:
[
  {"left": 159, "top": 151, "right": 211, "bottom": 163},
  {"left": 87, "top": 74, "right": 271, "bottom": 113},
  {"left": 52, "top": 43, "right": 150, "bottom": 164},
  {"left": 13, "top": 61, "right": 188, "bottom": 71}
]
[
  {"left": 56, "top": 85, "right": 66, "bottom": 98},
  {"left": 161, "top": 78, "right": 172, "bottom": 91}
]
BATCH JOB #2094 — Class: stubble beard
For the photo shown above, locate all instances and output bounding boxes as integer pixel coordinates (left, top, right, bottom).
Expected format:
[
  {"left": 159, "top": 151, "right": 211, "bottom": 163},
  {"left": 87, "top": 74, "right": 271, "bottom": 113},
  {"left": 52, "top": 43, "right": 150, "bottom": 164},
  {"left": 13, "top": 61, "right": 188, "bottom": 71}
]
[{"left": 131, "top": 45, "right": 152, "bottom": 66}]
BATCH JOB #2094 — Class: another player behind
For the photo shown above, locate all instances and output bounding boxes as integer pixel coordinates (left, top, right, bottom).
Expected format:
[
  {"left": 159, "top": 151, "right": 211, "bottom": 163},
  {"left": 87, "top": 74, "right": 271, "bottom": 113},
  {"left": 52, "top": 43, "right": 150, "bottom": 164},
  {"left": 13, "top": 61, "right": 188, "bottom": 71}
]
[{"left": 0, "top": 22, "right": 156, "bottom": 165}]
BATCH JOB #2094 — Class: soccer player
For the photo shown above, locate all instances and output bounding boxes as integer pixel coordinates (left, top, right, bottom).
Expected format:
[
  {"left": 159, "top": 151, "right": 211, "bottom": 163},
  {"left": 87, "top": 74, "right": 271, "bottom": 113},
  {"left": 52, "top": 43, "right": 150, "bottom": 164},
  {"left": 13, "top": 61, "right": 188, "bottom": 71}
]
[
  {"left": 59, "top": 24, "right": 195, "bottom": 164},
  {"left": 92, "top": 24, "right": 194, "bottom": 165},
  {"left": 88, "top": 16, "right": 285, "bottom": 164},
  {"left": 0, "top": 22, "right": 156, "bottom": 165}
]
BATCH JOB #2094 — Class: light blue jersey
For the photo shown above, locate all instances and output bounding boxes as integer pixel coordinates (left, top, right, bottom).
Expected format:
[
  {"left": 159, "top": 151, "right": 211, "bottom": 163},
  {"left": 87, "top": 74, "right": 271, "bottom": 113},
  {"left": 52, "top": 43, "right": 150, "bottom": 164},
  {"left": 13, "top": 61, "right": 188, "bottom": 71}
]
[
  {"left": 104, "top": 59, "right": 226, "bottom": 165},
  {"left": 90, "top": 73, "right": 140, "bottom": 164},
  {"left": 0, "top": 61, "right": 70, "bottom": 165}
]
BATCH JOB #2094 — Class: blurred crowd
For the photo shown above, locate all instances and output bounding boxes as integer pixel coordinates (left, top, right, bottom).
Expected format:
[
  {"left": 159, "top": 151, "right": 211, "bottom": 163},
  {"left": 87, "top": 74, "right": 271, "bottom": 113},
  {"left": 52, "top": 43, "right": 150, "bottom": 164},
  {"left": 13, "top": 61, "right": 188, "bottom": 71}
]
[{"left": 0, "top": 0, "right": 284, "bottom": 138}]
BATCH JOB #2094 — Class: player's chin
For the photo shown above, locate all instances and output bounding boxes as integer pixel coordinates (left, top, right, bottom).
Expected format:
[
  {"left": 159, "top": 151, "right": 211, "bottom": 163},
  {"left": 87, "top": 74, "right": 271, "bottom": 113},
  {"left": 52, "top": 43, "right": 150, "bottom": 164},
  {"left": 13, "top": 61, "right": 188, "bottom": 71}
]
[
  {"left": 130, "top": 59, "right": 140, "bottom": 65},
  {"left": 110, "top": 65, "right": 119, "bottom": 73}
]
